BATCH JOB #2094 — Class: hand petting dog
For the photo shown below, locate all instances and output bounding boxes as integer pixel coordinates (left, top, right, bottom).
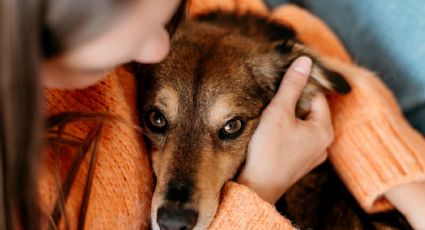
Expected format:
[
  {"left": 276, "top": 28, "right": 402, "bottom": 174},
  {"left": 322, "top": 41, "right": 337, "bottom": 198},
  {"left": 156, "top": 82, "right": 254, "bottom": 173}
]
[{"left": 238, "top": 56, "right": 334, "bottom": 204}]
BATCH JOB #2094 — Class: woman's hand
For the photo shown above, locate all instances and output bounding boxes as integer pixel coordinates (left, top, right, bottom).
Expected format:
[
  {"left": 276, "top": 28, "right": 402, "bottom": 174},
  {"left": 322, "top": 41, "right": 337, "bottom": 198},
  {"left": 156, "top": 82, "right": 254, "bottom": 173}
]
[
  {"left": 385, "top": 182, "right": 425, "bottom": 229},
  {"left": 237, "top": 56, "right": 334, "bottom": 204}
]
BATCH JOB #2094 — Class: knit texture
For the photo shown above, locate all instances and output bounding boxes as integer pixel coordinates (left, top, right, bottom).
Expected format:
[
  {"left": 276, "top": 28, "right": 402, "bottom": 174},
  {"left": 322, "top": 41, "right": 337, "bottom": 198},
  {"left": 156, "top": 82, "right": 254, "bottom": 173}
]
[
  {"left": 41, "top": 69, "right": 154, "bottom": 229},
  {"left": 325, "top": 57, "right": 425, "bottom": 212},
  {"left": 209, "top": 182, "right": 294, "bottom": 229},
  {"left": 40, "top": 0, "right": 425, "bottom": 229}
]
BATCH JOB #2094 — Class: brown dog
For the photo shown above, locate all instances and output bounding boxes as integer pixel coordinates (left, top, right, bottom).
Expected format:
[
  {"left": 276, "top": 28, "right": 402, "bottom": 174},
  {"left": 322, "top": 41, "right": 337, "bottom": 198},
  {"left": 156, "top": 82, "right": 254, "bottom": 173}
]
[{"left": 131, "top": 12, "right": 409, "bottom": 230}]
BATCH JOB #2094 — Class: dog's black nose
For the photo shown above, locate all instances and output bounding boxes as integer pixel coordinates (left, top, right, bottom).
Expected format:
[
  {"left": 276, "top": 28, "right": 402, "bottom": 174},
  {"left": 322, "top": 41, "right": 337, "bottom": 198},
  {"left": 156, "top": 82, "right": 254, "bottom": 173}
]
[{"left": 157, "top": 205, "right": 198, "bottom": 230}]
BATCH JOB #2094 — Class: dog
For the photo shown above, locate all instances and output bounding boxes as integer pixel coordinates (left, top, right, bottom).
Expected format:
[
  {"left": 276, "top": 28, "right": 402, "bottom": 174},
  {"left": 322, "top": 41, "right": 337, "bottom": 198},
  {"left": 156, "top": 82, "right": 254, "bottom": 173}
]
[{"left": 131, "top": 11, "right": 410, "bottom": 230}]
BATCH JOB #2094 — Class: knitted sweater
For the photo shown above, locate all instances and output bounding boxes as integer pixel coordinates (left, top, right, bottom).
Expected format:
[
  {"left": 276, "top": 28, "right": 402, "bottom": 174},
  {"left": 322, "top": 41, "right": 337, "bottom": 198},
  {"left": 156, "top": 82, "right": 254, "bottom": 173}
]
[{"left": 40, "top": 0, "right": 425, "bottom": 229}]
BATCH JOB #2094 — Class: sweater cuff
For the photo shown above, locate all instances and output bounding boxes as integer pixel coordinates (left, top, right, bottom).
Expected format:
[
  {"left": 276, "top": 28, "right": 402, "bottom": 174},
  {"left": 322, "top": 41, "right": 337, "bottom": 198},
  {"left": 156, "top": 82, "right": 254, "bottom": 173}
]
[
  {"left": 209, "top": 182, "right": 295, "bottom": 230},
  {"left": 330, "top": 113, "right": 425, "bottom": 213},
  {"left": 327, "top": 60, "right": 425, "bottom": 213}
]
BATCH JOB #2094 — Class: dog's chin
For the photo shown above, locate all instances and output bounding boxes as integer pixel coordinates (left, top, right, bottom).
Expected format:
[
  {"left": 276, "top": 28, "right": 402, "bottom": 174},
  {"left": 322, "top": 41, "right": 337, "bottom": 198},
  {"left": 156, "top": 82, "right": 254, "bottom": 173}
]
[{"left": 194, "top": 200, "right": 219, "bottom": 230}]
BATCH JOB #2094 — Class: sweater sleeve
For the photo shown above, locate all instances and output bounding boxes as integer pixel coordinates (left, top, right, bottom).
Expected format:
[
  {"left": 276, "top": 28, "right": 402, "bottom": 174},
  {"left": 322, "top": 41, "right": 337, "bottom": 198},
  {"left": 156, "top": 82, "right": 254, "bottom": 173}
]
[
  {"left": 325, "top": 58, "right": 425, "bottom": 213},
  {"left": 189, "top": 0, "right": 268, "bottom": 17},
  {"left": 209, "top": 182, "right": 296, "bottom": 230}
]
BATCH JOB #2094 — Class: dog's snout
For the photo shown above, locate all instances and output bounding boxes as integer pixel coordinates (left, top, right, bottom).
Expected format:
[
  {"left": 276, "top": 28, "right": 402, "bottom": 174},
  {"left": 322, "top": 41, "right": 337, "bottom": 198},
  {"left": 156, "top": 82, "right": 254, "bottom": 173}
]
[{"left": 157, "top": 205, "right": 198, "bottom": 230}]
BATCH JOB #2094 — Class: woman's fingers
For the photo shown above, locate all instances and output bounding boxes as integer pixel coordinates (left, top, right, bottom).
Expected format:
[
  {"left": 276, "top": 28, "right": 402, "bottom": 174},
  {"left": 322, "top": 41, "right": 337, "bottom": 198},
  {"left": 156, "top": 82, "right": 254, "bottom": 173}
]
[
  {"left": 307, "top": 94, "right": 334, "bottom": 145},
  {"left": 269, "top": 56, "right": 312, "bottom": 115},
  {"left": 307, "top": 94, "right": 332, "bottom": 124}
]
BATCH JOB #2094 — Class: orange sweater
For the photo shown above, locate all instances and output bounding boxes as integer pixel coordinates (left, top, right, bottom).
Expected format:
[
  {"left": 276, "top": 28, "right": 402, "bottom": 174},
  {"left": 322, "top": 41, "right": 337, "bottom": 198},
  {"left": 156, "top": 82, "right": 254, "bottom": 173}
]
[{"left": 41, "top": 0, "right": 425, "bottom": 229}]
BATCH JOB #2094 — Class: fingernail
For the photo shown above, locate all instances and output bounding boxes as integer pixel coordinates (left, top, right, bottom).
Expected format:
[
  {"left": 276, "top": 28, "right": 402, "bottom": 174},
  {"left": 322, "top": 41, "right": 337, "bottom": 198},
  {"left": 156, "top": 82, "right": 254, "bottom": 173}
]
[{"left": 292, "top": 56, "right": 312, "bottom": 75}]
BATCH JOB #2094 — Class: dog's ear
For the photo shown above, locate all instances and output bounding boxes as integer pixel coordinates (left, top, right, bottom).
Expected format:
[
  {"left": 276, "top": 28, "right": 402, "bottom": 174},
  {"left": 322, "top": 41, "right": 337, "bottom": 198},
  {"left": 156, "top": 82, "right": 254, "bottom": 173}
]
[
  {"left": 247, "top": 43, "right": 351, "bottom": 94},
  {"left": 277, "top": 42, "right": 352, "bottom": 117},
  {"left": 294, "top": 58, "right": 351, "bottom": 117},
  {"left": 247, "top": 41, "right": 351, "bottom": 117},
  {"left": 308, "top": 60, "right": 352, "bottom": 94},
  {"left": 273, "top": 41, "right": 352, "bottom": 95}
]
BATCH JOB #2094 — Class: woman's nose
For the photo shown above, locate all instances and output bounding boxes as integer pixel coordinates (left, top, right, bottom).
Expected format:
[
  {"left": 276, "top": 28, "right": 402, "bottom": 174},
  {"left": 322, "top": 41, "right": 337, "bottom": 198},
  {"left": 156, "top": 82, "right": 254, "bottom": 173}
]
[{"left": 134, "top": 27, "right": 170, "bottom": 64}]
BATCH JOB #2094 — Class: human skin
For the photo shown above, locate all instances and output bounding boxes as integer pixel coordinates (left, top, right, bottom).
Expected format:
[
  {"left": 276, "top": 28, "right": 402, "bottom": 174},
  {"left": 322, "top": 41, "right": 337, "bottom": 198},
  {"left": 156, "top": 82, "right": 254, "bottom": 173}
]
[{"left": 386, "top": 182, "right": 425, "bottom": 229}]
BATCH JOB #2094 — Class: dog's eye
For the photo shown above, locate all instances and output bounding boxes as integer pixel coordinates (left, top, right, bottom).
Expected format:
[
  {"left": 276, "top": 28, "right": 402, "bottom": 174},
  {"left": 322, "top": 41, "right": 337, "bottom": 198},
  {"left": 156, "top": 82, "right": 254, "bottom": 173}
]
[
  {"left": 145, "top": 110, "right": 167, "bottom": 133},
  {"left": 219, "top": 118, "right": 245, "bottom": 140}
]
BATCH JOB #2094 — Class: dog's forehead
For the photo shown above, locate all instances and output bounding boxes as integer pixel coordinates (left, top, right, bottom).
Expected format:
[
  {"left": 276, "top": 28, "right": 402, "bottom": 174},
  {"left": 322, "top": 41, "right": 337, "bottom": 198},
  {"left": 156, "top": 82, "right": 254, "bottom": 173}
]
[
  {"left": 160, "top": 45, "right": 257, "bottom": 92},
  {"left": 146, "top": 24, "right": 277, "bottom": 125},
  {"left": 155, "top": 36, "right": 259, "bottom": 93}
]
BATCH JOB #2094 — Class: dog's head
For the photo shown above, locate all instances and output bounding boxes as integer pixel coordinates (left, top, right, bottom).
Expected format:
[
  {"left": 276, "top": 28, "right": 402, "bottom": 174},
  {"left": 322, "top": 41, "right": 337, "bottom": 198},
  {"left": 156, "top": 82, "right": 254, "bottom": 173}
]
[{"left": 132, "top": 12, "right": 351, "bottom": 230}]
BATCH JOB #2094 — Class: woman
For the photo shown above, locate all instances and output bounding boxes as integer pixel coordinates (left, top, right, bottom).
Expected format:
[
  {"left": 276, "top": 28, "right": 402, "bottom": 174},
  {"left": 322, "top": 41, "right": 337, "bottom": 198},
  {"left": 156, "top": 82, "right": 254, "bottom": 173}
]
[{"left": 1, "top": 0, "right": 424, "bottom": 229}]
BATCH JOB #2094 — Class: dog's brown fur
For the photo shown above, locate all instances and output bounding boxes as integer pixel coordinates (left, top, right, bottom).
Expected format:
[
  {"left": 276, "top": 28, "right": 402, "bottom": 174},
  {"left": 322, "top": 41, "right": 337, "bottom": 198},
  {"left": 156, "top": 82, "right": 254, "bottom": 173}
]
[{"left": 131, "top": 12, "right": 410, "bottom": 230}]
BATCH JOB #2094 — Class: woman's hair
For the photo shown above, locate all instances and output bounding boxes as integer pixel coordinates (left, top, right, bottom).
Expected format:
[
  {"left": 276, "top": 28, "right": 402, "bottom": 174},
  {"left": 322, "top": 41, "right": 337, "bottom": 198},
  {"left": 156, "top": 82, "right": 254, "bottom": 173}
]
[{"left": 0, "top": 0, "right": 187, "bottom": 229}]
